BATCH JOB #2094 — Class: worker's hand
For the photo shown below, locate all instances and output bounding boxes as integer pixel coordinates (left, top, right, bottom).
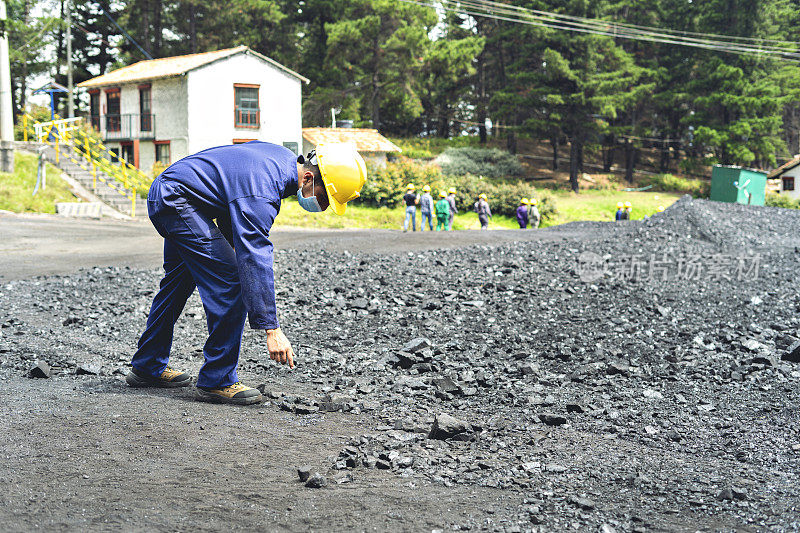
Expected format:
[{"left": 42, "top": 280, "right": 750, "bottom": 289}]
[{"left": 265, "top": 328, "right": 295, "bottom": 369}]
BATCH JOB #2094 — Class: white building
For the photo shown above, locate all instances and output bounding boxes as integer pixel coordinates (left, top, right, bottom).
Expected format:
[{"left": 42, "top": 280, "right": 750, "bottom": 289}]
[
  {"left": 302, "top": 127, "right": 401, "bottom": 167},
  {"left": 77, "top": 46, "right": 309, "bottom": 172},
  {"left": 767, "top": 155, "right": 800, "bottom": 200}
]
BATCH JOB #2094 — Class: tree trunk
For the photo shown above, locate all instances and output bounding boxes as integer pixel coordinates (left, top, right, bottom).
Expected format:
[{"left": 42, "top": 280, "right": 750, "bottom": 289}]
[
  {"left": 507, "top": 127, "right": 517, "bottom": 154},
  {"left": 550, "top": 135, "right": 559, "bottom": 170},
  {"left": 477, "top": 51, "right": 487, "bottom": 144},
  {"left": 438, "top": 108, "right": 450, "bottom": 139},
  {"left": 603, "top": 137, "right": 615, "bottom": 172},
  {"left": 625, "top": 140, "right": 637, "bottom": 183},
  {"left": 569, "top": 139, "right": 580, "bottom": 193},
  {"left": 153, "top": 0, "right": 163, "bottom": 56},
  {"left": 189, "top": 1, "right": 197, "bottom": 53},
  {"left": 659, "top": 137, "right": 670, "bottom": 172}
]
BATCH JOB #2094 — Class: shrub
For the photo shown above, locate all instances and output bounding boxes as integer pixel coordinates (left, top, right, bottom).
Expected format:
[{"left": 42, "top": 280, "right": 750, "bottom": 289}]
[
  {"left": 436, "top": 147, "right": 523, "bottom": 178},
  {"left": 641, "top": 173, "right": 710, "bottom": 198},
  {"left": 765, "top": 193, "right": 800, "bottom": 209}
]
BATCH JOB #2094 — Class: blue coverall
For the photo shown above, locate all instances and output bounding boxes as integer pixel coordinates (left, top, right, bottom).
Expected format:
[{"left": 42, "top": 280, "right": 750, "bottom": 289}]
[{"left": 131, "top": 141, "right": 296, "bottom": 388}]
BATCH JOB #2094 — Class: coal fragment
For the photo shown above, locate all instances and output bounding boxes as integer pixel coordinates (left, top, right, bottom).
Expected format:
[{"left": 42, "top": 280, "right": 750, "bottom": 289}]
[
  {"left": 782, "top": 340, "right": 800, "bottom": 363},
  {"left": 305, "top": 473, "right": 327, "bottom": 488},
  {"left": 28, "top": 361, "right": 51, "bottom": 379},
  {"left": 568, "top": 495, "right": 595, "bottom": 510},
  {"left": 429, "top": 413, "right": 470, "bottom": 440},
  {"left": 297, "top": 466, "right": 311, "bottom": 482},
  {"left": 76, "top": 363, "right": 101, "bottom": 376},
  {"left": 402, "top": 337, "right": 432, "bottom": 354},
  {"left": 538, "top": 413, "right": 567, "bottom": 426}
]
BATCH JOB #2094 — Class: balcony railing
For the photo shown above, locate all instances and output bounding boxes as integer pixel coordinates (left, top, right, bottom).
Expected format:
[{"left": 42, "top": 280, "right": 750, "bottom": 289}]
[
  {"left": 234, "top": 106, "right": 260, "bottom": 128},
  {"left": 90, "top": 113, "right": 156, "bottom": 140}
]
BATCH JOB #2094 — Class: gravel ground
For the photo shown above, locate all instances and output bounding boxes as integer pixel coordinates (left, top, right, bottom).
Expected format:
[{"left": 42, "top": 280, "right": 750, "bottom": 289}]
[{"left": 2, "top": 196, "right": 800, "bottom": 532}]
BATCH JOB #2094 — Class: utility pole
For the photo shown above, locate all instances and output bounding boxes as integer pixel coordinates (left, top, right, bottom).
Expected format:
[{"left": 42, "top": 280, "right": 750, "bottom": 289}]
[
  {"left": 66, "top": 0, "right": 74, "bottom": 118},
  {"left": 0, "top": 0, "right": 15, "bottom": 172}
]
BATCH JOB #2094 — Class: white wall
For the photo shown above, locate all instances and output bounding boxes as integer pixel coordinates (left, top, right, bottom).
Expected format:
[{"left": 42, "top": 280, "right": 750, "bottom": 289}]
[
  {"left": 152, "top": 77, "right": 189, "bottom": 162},
  {"left": 779, "top": 166, "right": 800, "bottom": 200},
  {"left": 187, "top": 52, "right": 303, "bottom": 156}
]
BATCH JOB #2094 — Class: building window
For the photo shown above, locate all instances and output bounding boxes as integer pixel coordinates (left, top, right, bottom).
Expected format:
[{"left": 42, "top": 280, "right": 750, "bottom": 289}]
[
  {"left": 89, "top": 91, "right": 100, "bottom": 130},
  {"left": 106, "top": 89, "right": 121, "bottom": 132},
  {"left": 139, "top": 85, "right": 152, "bottom": 132},
  {"left": 234, "top": 84, "right": 259, "bottom": 128},
  {"left": 283, "top": 142, "right": 299, "bottom": 155},
  {"left": 232, "top": 138, "right": 256, "bottom": 144},
  {"left": 784, "top": 177, "right": 795, "bottom": 191},
  {"left": 155, "top": 141, "right": 171, "bottom": 165}
]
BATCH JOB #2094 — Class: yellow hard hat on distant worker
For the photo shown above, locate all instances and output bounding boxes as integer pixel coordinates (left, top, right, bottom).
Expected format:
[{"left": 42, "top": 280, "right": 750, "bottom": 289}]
[
  {"left": 439, "top": 190, "right": 447, "bottom": 198},
  {"left": 448, "top": 187, "right": 456, "bottom": 194},
  {"left": 531, "top": 198, "right": 539, "bottom": 206},
  {"left": 314, "top": 143, "right": 368, "bottom": 216},
  {"left": 616, "top": 201, "right": 624, "bottom": 209},
  {"left": 479, "top": 193, "right": 487, "bottom": 200},
  {"left": 521, "top": 198, "right": 529, "bottom": 205},
  {"left": 406, "top": 183, "right": 415, "bottom": 190},
  {"left": 656, "top": 205, "right": 665, "bottom": 212},
  {"left": 624, "top": 201, "right": 632, "bottom": 208},
  {"left": 422, "top": 185, "right": 431, "bottom": 192}
]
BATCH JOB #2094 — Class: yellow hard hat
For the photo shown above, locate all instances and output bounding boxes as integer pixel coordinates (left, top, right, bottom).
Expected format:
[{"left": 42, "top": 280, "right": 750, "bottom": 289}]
[
  {"left": 656, "top": 205, "right": 665, "bottom": 212},
  {"left": 521, "top": 198, "right": 529, "bottom": 204},
  {"left": 406, "top": 183, "right": 415, "bottom": 190},
  {"left": 479, "top": 193, "right": 487, "bottom": 200},
  {"left": 448, "top": 187, "right": 456, "bottom": 194},
  {"left": 315, "top": 143, "right": 368, "bottom": 216},
  {"left": 624, "top": 201, "right": 632, "bottom": 208},
  {"left": 439, "top": 190, "right": 447, "bottom": 198},
  {"left": 422, "top": 185, "right": 431, "bottom": 192},
  {"left": 616, "top": 201, "right": 624, "bottom": 208},
  {"left": 531, "top": 198, "right": 539, "bottom": 205}
]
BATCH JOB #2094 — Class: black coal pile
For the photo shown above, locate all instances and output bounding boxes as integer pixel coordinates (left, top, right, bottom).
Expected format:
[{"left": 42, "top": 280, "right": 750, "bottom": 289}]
[{"left": 2, "top": 196, "right": 800, "bottom": 531}]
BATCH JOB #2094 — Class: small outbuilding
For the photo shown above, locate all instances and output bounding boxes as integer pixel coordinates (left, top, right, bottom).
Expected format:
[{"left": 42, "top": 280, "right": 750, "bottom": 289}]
[
  {"left": 767, "top": 156, "right": 800, "bottom": 201},
  {"left": 302, "top": 127, "right": 401, "bottom": 167},
  {"left": 709, "top": 165, "right": 767, "bottom": 206}
]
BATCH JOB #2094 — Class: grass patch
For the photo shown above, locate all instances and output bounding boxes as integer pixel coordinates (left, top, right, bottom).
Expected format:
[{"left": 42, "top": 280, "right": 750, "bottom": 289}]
[
  {"left": 543, "top": 190, "right": 683, "bottom": 227},
  {"left": 0, "top": 152, "right": 76, "bottom": 213},
  {"left": 640, "top": 173, "right": 709, "bottom": 197},
  {"left": 389, "top": 136, "right": 480, "bottom": 159}
]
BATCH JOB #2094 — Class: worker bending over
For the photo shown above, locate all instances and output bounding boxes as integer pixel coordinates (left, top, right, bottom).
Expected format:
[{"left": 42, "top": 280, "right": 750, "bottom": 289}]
[{"left": 127, "top": 141, "right": 366, "bottom": 405}]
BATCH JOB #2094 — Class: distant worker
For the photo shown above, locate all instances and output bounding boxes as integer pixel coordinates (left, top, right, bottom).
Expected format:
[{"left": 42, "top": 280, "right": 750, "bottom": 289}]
[
  {"left": 446, "top": 187, "right": 459, "bottom": 231},
  {"left": 127, "top": 142, "right": 366, "bottom": 405},
  {"left": 419, "top": 185, "right": 434, "bottom": 231},
  {"left": 615, "top": 201, "right": 625, "bottom": 221},
  {"left": 656, "top": 205, "right": 665, "bottom": 213},
  {"left": 403, "top": 183, "right": 419, "bottom": 232},
  {"left": 624, "top": 201, "right": 632, "bottom": 220},
  {"left": 528, "top": 198, "right": 541, "bottom": 229},
  {"left": 435, "top": 190, "right": 450, "bottom": 231},
  {"left": 474, "top": 193, "right": 492, "bottom": 230},
  {"left": 516, "top": 198, "right": 529, "bottom": 229}
]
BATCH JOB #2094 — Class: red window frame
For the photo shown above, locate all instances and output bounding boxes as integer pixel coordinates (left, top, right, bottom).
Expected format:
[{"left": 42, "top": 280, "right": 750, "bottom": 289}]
[
  {"left": 105, "top": 88, "right": 121, "bottom": 132},
  {"left": 154, "top": 140, "right": 171, "bottom": 165},
  {"left": 234, "top": 83, "right": 260, "bottom": 129},
  {"left": 232, "top": 138, "right": 257, "bottom": 144},
  {"left": 783, "top": 176, "right": 795, "bottom": 192}
]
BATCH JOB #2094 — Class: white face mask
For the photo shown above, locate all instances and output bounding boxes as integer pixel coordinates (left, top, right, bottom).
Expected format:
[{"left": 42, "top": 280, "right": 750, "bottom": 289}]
[{"left": 297, "top": 184, "right": 323, "bottom": 212}]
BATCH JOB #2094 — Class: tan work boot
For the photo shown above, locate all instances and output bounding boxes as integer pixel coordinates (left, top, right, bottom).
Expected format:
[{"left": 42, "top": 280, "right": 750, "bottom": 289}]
[
  {"left": 194, "top": 382, "right": 263, "bottom": 405},
  {"left": 126, "top": 366, "right": 192, "bottom": 388}
]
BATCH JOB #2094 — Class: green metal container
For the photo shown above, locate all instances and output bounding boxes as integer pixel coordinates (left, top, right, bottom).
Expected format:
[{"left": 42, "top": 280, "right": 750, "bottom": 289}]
[{"left": 710, "top": 165, "right": 767, "bottom": 206}]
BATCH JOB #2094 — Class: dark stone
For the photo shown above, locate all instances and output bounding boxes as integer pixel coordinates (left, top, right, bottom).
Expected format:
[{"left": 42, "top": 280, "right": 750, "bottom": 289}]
[
  {"left": 28, "top": 361, "right": 51, "bottom": 379},
  {"left": 297, "top": 466, "right": 311, "bottom": 482},
  {"left": 432, "top": 376, "right": 460, "bottom": 393},
  {"left": 566, "top": 403, "right": 585, "bottom": 414},
  {"left": 538, "top": 413, "right": 567, "bottom": 426},
  {"left": 305, "top": 473, "right": 327, "bottom": 488},
  {"left": 429, "top": 413, "right": 470, "bottom": 440},
  {"left": 375, "top": 459, "right": 391, "bottom": 470},
  {"left": 782, "top": 340, "right": 800, "bottom": 363}
]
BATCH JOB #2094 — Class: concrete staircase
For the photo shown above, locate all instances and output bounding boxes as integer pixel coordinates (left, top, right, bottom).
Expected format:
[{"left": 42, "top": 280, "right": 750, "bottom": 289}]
[{"left": 16, "top": 141, "right": 147, "bottom": 218}]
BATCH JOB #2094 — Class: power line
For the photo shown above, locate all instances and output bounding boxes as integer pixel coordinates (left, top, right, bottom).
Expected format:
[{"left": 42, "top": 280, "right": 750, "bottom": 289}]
[{"left": 402, "top": 0, "right": 800, "bottom": 62}]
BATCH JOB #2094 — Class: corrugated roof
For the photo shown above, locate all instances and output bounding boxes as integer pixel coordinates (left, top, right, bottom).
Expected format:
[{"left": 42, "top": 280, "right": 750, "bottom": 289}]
[
  {"left": 302, "top": 128, "right": 401, "bottom": 153},
  {"left": 78, "top": 46, "right": 309, "bottom": 88},
  {"left": 767, "top": 156, "right": 800, "bottom": 179}
]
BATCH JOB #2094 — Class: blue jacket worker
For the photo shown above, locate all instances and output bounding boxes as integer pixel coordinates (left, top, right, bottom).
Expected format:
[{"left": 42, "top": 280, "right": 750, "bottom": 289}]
[
  {"left": 419, "top": 185, "right": 434, "bottom": 231},
  {"left": 126, "top": 141, "right": 367, "bottom": 405},
  {"left": 516, "top": 198, "right": 529, "bottom": 229}
]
